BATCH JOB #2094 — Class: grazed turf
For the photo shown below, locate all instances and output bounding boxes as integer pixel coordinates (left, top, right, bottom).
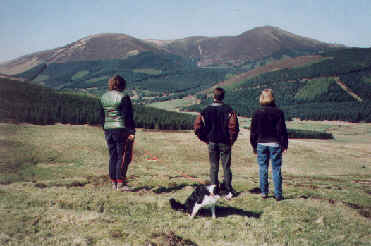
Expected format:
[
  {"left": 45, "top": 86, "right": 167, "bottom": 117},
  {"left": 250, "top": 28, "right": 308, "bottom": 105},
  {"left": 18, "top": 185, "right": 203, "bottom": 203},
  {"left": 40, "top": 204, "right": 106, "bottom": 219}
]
[{"left": 0, "top": 122, "right": 370, "bottom": 245}]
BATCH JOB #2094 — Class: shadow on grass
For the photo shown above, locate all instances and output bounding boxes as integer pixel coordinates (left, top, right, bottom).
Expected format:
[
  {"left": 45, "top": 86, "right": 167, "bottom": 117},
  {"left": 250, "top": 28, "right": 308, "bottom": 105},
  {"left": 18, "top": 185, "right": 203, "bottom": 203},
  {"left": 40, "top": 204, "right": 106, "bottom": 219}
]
[
  {"left": 131, "top": 185, "right": 154, "bottom": 193},
  {"left": 299, "top": 195, "right": 371, "bottom": 219},
  {"left": 131, "top": 183, "right": 198, "bottom": 194},
  {"left": 197, "top": 206, "right": 263, "bottom": 218},
  {"left": 152, "top": 182, "right": 198, "bottom": 194},
  {"left": 152, "top": 183, "right": 190, "bottom": 194},
  {"left": 248, "top": 187, "right": 261, "bottom": 194}
]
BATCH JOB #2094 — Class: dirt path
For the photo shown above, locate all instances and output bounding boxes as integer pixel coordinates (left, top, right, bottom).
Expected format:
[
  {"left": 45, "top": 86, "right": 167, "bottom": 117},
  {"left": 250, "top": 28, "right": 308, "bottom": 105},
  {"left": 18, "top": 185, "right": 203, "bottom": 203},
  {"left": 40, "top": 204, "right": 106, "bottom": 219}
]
[{"left": 334, "top": 77, "right": 363, "bottom": 102}]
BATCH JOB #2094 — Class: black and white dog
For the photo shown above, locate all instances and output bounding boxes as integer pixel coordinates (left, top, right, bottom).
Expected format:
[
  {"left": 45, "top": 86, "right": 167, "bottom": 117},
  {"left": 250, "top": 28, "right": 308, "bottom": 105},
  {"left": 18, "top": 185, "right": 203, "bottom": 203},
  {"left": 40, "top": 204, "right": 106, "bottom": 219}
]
[{"left": 169, "top": 184, "right": 220, "bottom": 219}]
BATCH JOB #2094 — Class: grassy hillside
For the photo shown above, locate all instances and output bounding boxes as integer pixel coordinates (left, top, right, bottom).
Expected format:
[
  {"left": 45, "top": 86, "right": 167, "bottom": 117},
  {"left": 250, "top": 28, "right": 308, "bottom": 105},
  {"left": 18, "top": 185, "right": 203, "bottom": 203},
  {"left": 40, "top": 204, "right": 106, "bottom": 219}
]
[
  {"left": 0, "top": 77, "right": 195, "bottom": 130},
  {"left": 0, "top": 122, "right": 370, "bottom": 245},
  {"left": 14, "top": 47, "right": 371, "bottom": 122},
  {"left": 16, "top": 51, "right": 229, "bottom": 97},
  {"left": 188, "top": 48, "right": 371, "bottom": 122}
]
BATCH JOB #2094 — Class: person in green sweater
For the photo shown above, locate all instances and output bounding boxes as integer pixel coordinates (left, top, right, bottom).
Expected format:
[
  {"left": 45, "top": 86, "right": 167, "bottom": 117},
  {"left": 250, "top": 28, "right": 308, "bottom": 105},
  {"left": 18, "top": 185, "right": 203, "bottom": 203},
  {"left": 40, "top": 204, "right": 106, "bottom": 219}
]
[{"left": 100, "top": 75, "right": 135, "bottom": 191}]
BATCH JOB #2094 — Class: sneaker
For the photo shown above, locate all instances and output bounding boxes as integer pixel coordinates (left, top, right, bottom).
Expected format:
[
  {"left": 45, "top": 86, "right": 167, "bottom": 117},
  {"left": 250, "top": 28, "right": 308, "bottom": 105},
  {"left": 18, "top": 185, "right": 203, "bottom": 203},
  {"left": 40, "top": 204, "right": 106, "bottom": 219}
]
[{"left": 112, "top": 182, "right": 117, "bottom": 190}]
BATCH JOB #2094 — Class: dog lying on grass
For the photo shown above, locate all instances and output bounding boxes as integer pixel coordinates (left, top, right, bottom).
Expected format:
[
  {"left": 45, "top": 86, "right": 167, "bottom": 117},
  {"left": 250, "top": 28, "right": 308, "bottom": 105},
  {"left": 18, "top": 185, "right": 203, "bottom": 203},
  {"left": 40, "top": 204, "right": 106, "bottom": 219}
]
[{"left": 169, "top": 184, "right": 220, "bottom": 219}]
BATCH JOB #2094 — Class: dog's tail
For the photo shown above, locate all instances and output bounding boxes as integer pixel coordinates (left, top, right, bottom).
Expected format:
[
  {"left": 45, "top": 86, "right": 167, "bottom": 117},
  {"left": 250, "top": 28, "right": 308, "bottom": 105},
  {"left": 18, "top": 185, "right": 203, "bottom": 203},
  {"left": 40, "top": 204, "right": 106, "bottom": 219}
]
[{"left": 169, "top": 198, "right": 185, "bottom": 211}]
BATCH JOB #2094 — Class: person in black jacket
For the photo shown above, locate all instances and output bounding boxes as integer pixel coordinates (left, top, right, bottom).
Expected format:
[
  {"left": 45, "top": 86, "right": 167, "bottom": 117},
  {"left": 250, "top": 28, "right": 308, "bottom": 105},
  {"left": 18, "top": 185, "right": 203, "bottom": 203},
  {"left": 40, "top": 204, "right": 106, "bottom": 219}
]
[
  {"left": 250, "top": 89, "right": 288, "bottom": 201},
  {"left": 199, "top": 87, "right": 239, "bottom": 200}
]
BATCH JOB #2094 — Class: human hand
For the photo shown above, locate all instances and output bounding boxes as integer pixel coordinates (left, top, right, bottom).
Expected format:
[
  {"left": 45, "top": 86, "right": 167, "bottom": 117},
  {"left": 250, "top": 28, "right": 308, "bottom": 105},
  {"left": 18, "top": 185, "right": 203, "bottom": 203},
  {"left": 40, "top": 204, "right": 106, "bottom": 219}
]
[{"left": 128, "top": 134, "right": 135, "bottom": 141}]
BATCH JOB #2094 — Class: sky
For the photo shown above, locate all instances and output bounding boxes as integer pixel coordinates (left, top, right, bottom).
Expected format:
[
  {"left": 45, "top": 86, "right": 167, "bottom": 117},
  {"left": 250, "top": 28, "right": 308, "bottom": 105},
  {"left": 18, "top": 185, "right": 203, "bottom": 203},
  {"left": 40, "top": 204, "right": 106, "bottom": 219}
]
[{"left": 0, "top": 0, "right": 370, "bottom": 62}]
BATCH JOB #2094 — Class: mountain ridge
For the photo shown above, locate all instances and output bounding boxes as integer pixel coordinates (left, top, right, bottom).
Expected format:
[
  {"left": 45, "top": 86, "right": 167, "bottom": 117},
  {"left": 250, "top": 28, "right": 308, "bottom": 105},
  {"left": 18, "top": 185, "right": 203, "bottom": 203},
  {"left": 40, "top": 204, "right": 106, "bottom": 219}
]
[{"left": 0, "top": 25, "right": 339, "bottom": 75}]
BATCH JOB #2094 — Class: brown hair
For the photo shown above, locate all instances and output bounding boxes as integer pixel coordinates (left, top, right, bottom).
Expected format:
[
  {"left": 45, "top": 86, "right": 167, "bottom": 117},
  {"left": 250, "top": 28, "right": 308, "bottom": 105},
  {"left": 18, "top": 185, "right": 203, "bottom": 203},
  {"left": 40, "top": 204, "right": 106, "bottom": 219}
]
[
  {"left": 214, "top": 87, "right": 225, "bottom": 101},
  {"left": 259, "top": 89, "right": 275, "bottom": 105},
  {"left": 108, "top": 75, "right": 126, "bottom": 91}
]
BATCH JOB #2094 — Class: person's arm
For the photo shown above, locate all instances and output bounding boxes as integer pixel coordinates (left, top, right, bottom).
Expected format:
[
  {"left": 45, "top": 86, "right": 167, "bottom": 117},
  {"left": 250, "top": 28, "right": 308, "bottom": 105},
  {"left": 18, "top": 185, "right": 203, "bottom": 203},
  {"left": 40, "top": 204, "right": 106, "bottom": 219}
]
[
  {"left": 228, "top": 111, "right": 239, "bottom": 145},
  {"left": 277, "top": 111, "right": 288, "bottom": 152},
  {"left": 120, "top": 95, "right": 135, "bottom": 138},
  {"left": 99, "top": 103, "right": 105, "bottom": 129},
  {"left": 250, "top": 112, "right": 258, "bottom": 154}
]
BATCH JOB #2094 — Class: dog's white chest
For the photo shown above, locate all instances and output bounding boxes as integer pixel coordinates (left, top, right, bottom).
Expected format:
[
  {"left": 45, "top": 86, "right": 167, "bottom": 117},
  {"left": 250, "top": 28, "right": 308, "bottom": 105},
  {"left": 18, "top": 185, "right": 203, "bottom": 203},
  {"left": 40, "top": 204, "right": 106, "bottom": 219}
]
[{"left": 199, "top": 195, "right": 220, "bottom": 207}]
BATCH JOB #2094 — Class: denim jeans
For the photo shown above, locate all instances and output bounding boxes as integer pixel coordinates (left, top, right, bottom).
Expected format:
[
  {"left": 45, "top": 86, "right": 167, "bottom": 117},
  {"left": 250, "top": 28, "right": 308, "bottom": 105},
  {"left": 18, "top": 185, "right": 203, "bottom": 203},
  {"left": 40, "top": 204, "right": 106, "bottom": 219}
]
[
  {"left": 104, "top": 129, "right": 131, "bottom": 183},
  {"left": 208, "top": 142, "right": 233, "bottom": 192},
  {"left": 257, "top": 144, "right": 283, "bottom": 198}
]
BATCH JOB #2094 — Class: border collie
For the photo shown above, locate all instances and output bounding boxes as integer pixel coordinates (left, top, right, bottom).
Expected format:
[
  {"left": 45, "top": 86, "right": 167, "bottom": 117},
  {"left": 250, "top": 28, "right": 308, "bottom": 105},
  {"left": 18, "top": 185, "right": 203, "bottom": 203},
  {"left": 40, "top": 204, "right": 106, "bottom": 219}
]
[{"left": 169, "top": 184, "right": 220, "bottom": 219}]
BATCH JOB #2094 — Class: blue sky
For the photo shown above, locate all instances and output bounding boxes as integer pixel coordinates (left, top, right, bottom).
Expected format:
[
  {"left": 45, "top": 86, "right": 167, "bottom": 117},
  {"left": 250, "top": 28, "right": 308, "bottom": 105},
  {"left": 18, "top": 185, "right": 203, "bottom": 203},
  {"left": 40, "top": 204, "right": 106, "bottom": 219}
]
[{"left": 0, "top": 0, "right": 370, "bottom": 62}]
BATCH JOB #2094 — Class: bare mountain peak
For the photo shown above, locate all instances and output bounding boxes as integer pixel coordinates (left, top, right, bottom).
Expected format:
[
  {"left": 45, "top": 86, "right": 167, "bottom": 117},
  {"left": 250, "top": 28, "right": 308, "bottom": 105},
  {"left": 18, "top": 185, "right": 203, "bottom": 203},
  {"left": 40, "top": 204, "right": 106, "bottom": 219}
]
[
  {"left": 0, "top": 26, "right": 337, "bottom": 74},
  {"left": 80, "top": 33, "right": 135, "bottom": 41}
]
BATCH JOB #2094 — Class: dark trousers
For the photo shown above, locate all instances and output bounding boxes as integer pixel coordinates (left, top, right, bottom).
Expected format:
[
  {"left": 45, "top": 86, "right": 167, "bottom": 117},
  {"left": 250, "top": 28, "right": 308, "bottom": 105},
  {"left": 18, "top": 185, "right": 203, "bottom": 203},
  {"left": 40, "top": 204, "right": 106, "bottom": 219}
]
[
  {"left": 208, "top": 142, "right": 233, "bottom": 192},
  {"left": 104, "top": 129, "right": 131, "bottom": 183}
]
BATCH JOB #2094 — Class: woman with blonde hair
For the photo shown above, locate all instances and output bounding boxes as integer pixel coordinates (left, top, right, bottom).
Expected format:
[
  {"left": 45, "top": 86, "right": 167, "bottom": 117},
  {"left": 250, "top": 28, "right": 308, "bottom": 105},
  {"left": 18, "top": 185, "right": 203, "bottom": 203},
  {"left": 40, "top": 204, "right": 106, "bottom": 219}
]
[
  {"left": 250, "top": 89, "right": 288, "bottom": 201},
  {"left": 100, "top": 75, "right": 135, "bottom": 191}
]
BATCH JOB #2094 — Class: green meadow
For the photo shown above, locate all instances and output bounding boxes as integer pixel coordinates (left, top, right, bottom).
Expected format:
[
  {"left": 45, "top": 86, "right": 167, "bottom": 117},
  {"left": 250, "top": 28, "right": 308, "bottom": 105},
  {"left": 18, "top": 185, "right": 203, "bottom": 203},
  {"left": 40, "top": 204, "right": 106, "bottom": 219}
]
[{"left": 0, "top": 121, "right": 370, "bottom": 245}]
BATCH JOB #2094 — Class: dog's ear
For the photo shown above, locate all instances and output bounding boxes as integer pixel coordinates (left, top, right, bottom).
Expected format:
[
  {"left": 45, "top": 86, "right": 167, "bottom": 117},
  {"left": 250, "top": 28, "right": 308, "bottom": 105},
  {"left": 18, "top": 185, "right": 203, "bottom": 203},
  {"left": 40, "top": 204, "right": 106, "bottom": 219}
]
[
  {"left": 195, "top": 185, "right": 209, "bottom": 203},
  {"left": 196, "top": 185, "right": 209, "bottom": 193}
]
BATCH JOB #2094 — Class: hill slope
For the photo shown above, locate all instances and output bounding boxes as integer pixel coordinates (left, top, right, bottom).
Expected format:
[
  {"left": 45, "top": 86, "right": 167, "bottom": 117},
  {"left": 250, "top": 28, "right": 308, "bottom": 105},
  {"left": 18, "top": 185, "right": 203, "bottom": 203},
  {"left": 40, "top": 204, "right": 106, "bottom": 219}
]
[
  {"left": 0, "top": 26, "right": 335, "bottom": 74},
  {"left": 0, "top": 77, "right": 195, "bottom": 129},
  {"left": 154, "top": 26, "right": 332, "bottom": 67},
  {"left": 15, "top": 51, "right": 228, "bottom": 96},
  {"left": 188, "top": 48, "right": 371, "bottom": 122},
  {"left": 0, "top": 121, "right": 370, "bottom": 245},
  {"left": 0, "top": 33, "right": 162, "bottom": 75}
]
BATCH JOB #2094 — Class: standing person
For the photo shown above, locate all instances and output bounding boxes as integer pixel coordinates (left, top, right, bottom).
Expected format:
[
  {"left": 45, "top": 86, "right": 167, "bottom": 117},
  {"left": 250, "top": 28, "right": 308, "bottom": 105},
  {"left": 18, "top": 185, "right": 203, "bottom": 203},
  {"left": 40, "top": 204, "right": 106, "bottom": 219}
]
[
  {"left": 100, "top": 75, "right": 135, "bottom": 191},
  {"left": 194, "top": 87, "right": 239, "bottom": 200},
  {"left": 250, "top": 89, "right": 288, "bottom": 201}
]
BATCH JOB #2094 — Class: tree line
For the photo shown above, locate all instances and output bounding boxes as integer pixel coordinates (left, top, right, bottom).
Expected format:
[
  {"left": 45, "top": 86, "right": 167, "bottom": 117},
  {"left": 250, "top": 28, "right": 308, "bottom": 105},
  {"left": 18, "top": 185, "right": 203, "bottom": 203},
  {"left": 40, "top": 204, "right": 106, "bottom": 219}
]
[
  {"left": 186, "top": 48, "right": 371, "bottom": 123},
  {"left": 0, "top": 78, "right": 195, "bottom": 130}
]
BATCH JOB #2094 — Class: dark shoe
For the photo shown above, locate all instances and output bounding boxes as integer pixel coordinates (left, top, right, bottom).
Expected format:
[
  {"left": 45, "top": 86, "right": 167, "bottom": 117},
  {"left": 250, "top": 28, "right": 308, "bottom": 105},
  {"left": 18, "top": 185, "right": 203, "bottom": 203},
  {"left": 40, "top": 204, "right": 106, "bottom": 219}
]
[
  {"left": 275, "top": 196, "right": 284, "bottom": 202},
  {"left": 261, "top": 193, "right": 268, "bottom": 199}
]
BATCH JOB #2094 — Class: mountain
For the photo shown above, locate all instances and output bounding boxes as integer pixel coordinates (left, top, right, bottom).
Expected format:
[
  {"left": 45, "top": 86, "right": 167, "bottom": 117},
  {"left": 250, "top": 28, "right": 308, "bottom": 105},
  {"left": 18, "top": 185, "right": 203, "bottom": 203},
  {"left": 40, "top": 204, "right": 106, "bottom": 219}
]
[
  {"left": 149, "top": 26, "right": 333, "bottom": 67},
  {"left": 0, "top": 33, "right": 162, "bottom": 75},
  {"left": 0, "top": 26, "right": 336, "bottom": 75},
  {"left": 187, "top": 47, "right": 371, "bottom": 122}
]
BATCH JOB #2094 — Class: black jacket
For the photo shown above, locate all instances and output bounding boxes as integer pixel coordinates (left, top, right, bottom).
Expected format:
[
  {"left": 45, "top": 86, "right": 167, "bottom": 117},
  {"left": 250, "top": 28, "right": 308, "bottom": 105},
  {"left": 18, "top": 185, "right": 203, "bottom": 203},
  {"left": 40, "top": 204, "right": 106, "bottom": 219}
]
[
  {"left": 250, "top": 104, "right": 288, "bottom": 151},
  {"left": 201, "top": 102, "right": 239, "bottom": 144}
]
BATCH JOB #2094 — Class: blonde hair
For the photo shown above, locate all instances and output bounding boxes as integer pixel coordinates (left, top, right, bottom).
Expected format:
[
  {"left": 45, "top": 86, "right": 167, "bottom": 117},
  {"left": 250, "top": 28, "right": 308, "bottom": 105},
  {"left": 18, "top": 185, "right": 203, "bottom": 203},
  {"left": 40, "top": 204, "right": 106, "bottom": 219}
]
[
  {"left": 259, "top": 89, "right": 274, "bottom": 105},
  {"left": 108, "top": 75, "right": 126, "bottom": 91}
]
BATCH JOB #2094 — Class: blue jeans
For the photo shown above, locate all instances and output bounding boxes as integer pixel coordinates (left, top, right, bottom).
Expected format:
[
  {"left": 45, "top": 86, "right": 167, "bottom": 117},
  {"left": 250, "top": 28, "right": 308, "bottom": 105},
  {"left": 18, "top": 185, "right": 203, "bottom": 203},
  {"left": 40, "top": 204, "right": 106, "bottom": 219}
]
[
  {"left": 257, "top": 144, "right": 283, "bottom": 198},
  {"left": 208, "top": 142, "right": 233, "bottom": 192}
]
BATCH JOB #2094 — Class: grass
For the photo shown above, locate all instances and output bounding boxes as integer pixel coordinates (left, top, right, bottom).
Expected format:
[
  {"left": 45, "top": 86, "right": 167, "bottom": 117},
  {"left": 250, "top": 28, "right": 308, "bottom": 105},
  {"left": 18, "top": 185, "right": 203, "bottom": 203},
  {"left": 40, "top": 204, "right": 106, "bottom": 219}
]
[
  {"left": 149, "top": 97, "right": 197, "bottom": 112},
  {"left": 72, "top": 70, "right": 90, "bottom": 81},
  {"left": 33, "top": 74, "right": 49, "bottom": 83},
  {"left": 87, "top": 76, "right": 109, "bottom": 83},
  {"left": 295, "top": 78, "right": 335, "bottom": 101},
  {"left": 133, "top": 68, "right": 162, "bottom": 75},
  {"left": 0, "top": 122, "right": 370, "bottom": 245}
]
